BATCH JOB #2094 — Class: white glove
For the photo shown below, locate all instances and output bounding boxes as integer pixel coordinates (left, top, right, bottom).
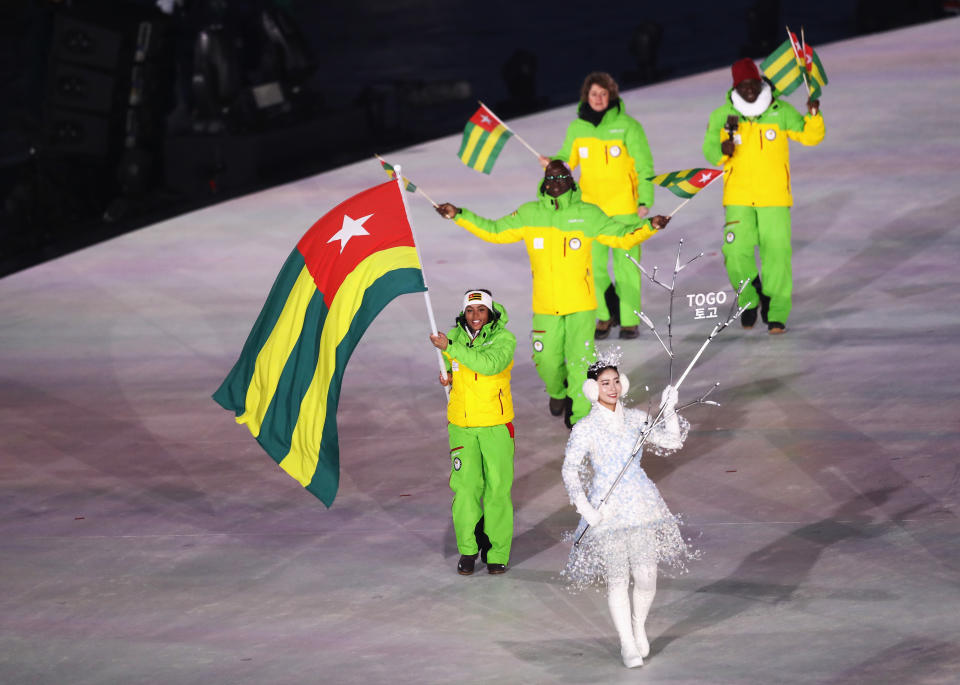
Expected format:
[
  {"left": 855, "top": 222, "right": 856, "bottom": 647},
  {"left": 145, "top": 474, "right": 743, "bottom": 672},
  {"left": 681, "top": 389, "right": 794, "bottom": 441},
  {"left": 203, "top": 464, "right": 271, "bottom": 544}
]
[
  {"left": 660, "top": 385, "right": 679, "bottom": 415},
  {"left": 573, "top": 493, "right": 604, "bottom": 527}
]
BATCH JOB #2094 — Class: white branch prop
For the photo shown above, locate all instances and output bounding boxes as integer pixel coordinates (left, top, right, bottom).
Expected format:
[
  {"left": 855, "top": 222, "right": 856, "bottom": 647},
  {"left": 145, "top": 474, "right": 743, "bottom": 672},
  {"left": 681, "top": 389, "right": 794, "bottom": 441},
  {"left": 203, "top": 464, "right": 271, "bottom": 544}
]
[
  {"left": 575, "top": 283, "right": 752, "bottom": 545},
  {"left": 635, "top": 310, "right": 673, "bottom": 358},
  {"left": 626, "top": 253, "right": 672, "bottom": 291}
]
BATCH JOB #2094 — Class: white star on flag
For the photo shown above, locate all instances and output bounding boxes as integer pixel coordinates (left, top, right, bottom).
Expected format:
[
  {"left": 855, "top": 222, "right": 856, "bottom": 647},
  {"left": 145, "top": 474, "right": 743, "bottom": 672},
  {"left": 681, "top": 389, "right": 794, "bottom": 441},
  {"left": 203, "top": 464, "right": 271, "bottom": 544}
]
[
  {"left": 697, "top": 172, "right": 714, "bottom": 184},
  {"left": 480, "top": 114, "right": 492, "bottom": 124},
  {"left": 327, "top": 213, "right": 373, "bottom": 253}
]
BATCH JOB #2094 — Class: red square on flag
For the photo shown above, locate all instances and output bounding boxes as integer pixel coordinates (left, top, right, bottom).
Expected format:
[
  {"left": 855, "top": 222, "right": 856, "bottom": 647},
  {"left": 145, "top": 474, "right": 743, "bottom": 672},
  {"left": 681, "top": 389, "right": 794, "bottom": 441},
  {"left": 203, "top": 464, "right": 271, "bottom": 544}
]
[{"left": 469, "top": 105, "right": 500, "bottom": 133}]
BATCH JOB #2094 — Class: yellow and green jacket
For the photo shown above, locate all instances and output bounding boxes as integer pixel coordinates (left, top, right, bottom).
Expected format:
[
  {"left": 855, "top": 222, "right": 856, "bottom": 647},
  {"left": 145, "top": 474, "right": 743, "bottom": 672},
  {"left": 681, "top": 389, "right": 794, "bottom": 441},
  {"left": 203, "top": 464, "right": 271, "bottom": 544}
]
[
  {"left": 703, "top": 91, "right": 825, "bottom": 207},
  {"left": 444, "top": 301, "right": 516, "bottom": 428},
  {"left": 455, "top": 187, "right": 658, "bottom": 316},
  {"left": 554, "top": 100, "right": 654, "bottom": 216}
]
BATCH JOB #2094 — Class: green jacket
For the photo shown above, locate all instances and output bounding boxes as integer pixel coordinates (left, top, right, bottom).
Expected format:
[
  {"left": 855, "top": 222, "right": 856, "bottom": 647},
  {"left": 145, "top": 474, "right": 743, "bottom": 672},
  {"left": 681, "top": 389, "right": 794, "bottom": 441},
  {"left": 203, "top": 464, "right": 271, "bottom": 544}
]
[
  {"left": 703, "top": 89, "right": 825, "bottom": 207},
  {"left": 444, "top": 300, "right": 516, "bottom": 427},
  {"left": 455, "top": 187, "right": 657, "bottom": 316},
  {"left": 555, "top": 100, "right": 655, "bottom": 215}
]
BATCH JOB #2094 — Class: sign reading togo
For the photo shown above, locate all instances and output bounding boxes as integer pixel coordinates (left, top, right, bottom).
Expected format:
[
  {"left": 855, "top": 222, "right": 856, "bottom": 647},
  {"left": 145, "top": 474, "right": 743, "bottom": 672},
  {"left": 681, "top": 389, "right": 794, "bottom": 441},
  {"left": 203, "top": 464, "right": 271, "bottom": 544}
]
[{"left": 687, "top": 291, "right": 727, "bottom": 320}]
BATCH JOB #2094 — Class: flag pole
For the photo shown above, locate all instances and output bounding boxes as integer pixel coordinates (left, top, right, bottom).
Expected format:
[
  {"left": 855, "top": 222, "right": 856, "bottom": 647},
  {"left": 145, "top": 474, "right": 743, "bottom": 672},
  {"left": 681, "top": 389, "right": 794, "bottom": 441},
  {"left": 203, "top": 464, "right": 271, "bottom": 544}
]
[
  {"left": 668, "top": 172, "right": 724, "bottom": 217},
  {"left": 800, "top": 26, "right": 816, "bottom": 100},
  {"left": 393, "top": 164, "right": 450, "bottom": 401},
  {"left": 375, "top": 154, "right": 440, "bottom": 208},
  {"left": 786, "top": 25, "right": 811, "bottom": 95},
  {"left": 478, "top": 100, "right": 542, "bottom": 161}
]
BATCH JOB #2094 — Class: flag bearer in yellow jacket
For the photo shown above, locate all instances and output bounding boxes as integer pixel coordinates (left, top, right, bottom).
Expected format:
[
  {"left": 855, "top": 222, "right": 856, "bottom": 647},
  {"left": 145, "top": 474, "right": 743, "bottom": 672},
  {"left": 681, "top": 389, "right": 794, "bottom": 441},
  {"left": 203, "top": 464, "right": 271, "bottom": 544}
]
[
  {"left": 703, "top": 58, "right": 824, "bottom": 334},
  {"left": 430, "top": 290, "right": 517, "bottom": 575},
  {"left": 435, "top": 161, "right": 670, "bottom": 427},
  {"left": 546, "top": 72, "right": 655, "bottom": 340}
]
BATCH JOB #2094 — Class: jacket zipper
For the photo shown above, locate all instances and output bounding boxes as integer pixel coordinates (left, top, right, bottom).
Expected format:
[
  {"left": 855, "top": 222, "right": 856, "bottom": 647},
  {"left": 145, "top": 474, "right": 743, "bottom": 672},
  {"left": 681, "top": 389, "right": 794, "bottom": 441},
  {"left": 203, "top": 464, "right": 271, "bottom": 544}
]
[{"left": 498, "top": 389, "right": 504, "bottom": 415}]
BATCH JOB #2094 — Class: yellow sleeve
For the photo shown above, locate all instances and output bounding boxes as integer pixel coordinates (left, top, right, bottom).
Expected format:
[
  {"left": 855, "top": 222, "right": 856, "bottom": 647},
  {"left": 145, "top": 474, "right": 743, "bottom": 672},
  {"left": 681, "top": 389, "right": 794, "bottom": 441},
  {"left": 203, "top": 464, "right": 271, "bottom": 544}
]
[
  {"left": 454, "top": 208, "right": 527, "bottom": 244},
  {"left": 786, "top": 112, "right": 825, "bottom": 146}
]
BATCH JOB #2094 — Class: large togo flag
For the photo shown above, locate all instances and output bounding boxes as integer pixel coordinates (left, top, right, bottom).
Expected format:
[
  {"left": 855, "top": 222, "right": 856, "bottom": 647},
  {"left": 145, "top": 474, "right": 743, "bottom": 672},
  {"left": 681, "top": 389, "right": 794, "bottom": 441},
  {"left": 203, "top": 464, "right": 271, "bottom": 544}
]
[
  {"left": 213, "top": 180, "right": 426, "bottom": 506},
  {"left": 457, "top": 103, "right": 513, "bottom": 174},
  {"left": 648, "top": 168, "right": 723, "bottom": 199}
]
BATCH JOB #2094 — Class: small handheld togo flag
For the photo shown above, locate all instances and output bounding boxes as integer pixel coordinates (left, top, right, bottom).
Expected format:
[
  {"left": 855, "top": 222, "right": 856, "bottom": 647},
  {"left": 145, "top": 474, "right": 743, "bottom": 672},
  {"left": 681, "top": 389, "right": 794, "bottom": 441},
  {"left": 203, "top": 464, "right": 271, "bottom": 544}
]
[
  {"left": 458, "top": 104, "right": 514, "bottom": 174},
  {"left": 649, "top": 168, "right": 723, "bottom": 199},
  {"left": 378, "top": 156, "right": 417, "bottom": 192}
]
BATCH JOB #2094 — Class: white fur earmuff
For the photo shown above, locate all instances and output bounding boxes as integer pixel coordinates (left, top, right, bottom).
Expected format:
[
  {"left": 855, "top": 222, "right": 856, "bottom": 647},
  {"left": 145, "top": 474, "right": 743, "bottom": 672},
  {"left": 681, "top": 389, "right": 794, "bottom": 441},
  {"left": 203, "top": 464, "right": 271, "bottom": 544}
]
[
  {"left": 582, "top": 373, "right": 630, "bottom": 402},
  {"left": 582, "top": 378, "right": 599, "bottom": 402}
]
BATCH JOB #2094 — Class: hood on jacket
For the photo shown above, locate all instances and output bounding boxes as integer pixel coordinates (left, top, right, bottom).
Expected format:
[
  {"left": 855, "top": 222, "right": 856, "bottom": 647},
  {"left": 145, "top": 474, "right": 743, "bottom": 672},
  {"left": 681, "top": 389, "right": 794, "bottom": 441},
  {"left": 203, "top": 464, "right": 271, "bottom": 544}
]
[
  {"left": 536, "top": 181, "right": 581, "bottom": 209},
  {"left": 577, "top": 98, "right": 622, "bottom": 127},
  {"left": 456, "top": 300, "right": 509, "bottom": 338}
]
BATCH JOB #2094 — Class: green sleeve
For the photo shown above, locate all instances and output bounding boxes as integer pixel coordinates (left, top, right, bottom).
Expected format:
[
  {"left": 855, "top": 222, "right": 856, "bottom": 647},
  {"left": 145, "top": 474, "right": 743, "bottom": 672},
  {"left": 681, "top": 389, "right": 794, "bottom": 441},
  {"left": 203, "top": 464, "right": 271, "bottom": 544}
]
[
  {"left": 626, "top": 118, "right": 654, "bottom": 207},
  {"left": 703, "top": 106, "right": 727, "bottom": 165},
  {"left": 441, "top": 327, "right": 457, "bottom": 373},
  {"left": 446, "top": 329, "right": 516, "bottom": 376}
]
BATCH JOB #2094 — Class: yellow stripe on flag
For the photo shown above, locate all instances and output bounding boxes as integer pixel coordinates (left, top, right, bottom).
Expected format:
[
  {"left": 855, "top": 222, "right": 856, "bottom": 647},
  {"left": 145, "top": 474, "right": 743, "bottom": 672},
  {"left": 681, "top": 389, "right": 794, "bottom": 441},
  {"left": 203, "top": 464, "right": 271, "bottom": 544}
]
[
  {"left": 459, "top": 126, "right": 485, "bottom": 165},
  {"left": 237, "top": 264, "right": 316, "bottom": 437},
  {"left": 677, "top": 181, "right": 698, "bottom": 195},
  {"left": 278, "top": 246, "right": 422, "bottom": 485},
  {"left": 767, "top": 48, "right": 795, "bottom": 76},
  {"left": 472, "top": 125, "right": 507, "bottom": 172}
]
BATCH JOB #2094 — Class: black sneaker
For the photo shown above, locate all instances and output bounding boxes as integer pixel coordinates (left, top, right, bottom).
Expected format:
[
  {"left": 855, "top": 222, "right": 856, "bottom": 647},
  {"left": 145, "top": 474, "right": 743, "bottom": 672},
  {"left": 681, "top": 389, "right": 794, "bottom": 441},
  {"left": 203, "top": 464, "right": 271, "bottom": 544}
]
[
  {"left": 752, "top": 277, "right": 771, "bottom": 324},
  {"left": 475, "top": 519, "right": 492, "bottom": 564},
  {"left": 549, "top": 397, "right": 565, "bottom": 416},
  {"left": 594, "top": 319, "right": 613, "bottom": 340},
  {"left": 487, "top": 563, "right": 507, "bottom": 575},
  {"left": 740, "top": 307, "right": 758, "bottom": 329},
  {"left": 768, "top": 321, "right": 786, "bottom": 335},
  {"left": 457, "top": 553, "right": 478, "bottom": 575},
  {"left": 563, "top": 398, "right": 574, "bottom": 429},
  {"left": 618, "top": 325, "right": 639, "bottom": 339}
]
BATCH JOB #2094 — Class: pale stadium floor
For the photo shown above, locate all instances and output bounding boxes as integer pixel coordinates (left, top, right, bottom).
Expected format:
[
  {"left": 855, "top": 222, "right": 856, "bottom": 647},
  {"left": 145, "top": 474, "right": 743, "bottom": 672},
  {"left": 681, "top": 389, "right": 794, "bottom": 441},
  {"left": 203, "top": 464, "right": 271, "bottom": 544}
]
[{"left": 1, "top": 17, "right": 958, "bottom": 685}]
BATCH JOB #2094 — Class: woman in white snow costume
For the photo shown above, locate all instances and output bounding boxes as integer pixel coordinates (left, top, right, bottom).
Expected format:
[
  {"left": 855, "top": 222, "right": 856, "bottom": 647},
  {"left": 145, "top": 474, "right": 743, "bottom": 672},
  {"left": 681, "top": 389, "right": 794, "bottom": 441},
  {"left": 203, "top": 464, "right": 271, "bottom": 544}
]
[{"left": 561, "top": 361, "right": 696, "bottom": 668}]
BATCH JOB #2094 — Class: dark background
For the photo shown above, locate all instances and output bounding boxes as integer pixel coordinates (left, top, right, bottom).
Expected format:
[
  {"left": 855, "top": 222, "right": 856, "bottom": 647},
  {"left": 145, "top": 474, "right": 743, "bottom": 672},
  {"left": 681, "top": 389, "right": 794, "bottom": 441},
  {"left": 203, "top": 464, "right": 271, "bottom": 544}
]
[{"left": 0, "top": 0, "right": 950, "bottom": 277}]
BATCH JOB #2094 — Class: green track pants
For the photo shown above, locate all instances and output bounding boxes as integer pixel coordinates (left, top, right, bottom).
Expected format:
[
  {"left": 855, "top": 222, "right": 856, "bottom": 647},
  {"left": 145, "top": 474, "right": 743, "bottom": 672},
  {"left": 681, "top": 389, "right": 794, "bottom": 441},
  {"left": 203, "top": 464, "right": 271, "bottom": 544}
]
[
  {"left": 531, "top": 310, "right": 596, "bottom": 424},
  {"left": 722, "top": 205, "right": 793, "bottom": 323},
  {"left": 592, "top": 214, "right": 642, "bottom": 326},
  {"left": 448, "top": 422, "right": 515, "bottom": 565}
]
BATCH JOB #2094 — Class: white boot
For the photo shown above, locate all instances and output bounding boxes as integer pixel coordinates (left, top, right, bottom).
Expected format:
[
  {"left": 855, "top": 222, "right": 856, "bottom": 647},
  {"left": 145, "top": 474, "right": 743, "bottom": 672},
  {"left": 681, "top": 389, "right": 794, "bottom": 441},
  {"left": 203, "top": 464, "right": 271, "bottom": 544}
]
[
  {"left": 632, "top": 594, "right": 654, "bottom": 658},
  {"left": 608, "top": 586, "right": 643, "bottom": 668},
  {"left": 631, "top": 563, "right": 658, "bottom": 659}
]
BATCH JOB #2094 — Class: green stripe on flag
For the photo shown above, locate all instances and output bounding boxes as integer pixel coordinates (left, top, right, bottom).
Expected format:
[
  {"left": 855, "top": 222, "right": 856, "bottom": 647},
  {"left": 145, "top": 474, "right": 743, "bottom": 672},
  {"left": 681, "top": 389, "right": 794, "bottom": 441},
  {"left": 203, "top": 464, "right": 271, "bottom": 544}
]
[
  {"left": 466, "top": 130, "right": 491, "bottom": 168},
  {"left": 254, "top": 289, "right": 329, "bottom": 460},
  {"left": 212, "top": 248, "right": 306, "bottom": 414},
  {"left": 458, "top": 122, "right": 482, "bottom": 163},
  {"left": 306, "top": 266, "right": 428, "bottom": 505},
  {"left": 762, "top": 40, "right": 803, "bottom": 96},
  {"left": 477, "top": 128, "right": 512, "bottom": 174}
]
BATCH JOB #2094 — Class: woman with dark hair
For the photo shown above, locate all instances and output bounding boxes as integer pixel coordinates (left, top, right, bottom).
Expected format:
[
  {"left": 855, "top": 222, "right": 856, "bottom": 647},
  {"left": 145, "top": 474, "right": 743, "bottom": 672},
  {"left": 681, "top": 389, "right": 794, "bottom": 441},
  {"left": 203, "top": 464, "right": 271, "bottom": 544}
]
[
  {"left": 561, "top": 360, "right": 694, "bottom": 668},
  {"left": 546, "top": 72, "right": 656, "bottom": 341}
]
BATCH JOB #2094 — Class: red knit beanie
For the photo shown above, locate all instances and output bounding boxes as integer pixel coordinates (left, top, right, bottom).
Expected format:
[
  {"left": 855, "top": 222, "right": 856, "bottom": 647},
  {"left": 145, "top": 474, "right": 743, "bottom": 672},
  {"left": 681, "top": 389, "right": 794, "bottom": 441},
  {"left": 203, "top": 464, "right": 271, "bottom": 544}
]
[{"left": 731, "top": 58, "right": 762, "bottom": 87}]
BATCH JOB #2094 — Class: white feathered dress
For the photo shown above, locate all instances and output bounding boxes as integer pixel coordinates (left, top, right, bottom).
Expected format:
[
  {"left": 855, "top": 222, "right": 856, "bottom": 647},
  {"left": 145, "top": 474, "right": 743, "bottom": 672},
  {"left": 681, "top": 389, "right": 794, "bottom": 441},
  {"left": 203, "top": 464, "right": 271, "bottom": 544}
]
[{"left": 561, "top": 401, "right": 696, "bottom": 590}]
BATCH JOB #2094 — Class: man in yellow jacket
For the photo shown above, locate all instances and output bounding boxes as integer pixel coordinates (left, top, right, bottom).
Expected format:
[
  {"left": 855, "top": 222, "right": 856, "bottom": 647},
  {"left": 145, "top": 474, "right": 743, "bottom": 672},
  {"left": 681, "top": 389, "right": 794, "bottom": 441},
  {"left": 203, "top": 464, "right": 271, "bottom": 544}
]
[
  {"left": 430, "top": 290, "right": 516, "bottom": 575},
  {"left": 436, "top": 161, "right": 669, "bottom": 425},
  {"left": 703, "top": 58, "right": 825, "bottom": 333}
]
